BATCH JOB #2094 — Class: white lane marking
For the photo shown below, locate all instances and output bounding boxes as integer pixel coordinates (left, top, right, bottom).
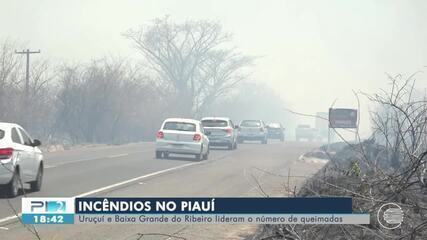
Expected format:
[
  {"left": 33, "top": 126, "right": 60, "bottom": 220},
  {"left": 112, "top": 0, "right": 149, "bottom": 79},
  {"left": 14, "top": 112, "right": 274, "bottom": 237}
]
[
  {"left": 0, "top": 226, "right": 9, "bottom": 230},
  {"left": 108, "top": 153, "right": 129, "bottom": 158},
  {"left": 0, "top": 214, "right": 20, "bottom": 225},
  {"left": 76, "top": 161, "right": 203, "bottom": 197},
  {"left": 0, "top": 160, "right": 204, "bottom": 225}
]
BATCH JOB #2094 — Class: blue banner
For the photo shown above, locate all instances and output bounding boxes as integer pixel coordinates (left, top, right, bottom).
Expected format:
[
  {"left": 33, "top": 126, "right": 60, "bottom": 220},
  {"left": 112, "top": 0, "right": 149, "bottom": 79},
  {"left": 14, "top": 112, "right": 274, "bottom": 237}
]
[{"left": 75, "top": 197, "right": 352, "bottom": 214}]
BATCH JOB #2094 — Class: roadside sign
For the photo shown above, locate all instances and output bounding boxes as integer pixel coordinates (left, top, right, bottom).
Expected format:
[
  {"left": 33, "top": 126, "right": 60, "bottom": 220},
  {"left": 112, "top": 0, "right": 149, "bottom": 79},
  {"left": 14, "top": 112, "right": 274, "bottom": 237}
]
[{"left": 329, "top": 108, "right": 357, "bottom": 129}]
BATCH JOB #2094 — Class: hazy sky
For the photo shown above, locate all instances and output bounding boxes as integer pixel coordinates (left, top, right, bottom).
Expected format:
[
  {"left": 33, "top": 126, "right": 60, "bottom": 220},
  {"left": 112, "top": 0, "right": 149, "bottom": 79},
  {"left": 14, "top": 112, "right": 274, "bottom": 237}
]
[{"left": 2, "top": 0, "right": 427, "bottom": 137}]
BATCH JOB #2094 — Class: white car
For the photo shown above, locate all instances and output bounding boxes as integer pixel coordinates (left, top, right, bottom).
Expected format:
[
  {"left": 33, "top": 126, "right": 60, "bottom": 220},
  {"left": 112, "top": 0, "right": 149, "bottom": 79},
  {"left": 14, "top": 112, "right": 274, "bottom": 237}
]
[
  {"left": 0, "top": 122, "right": 43, "bottom": 197},
  {"left": 155, "top": 118, "right": 210, "bottom": 160}
]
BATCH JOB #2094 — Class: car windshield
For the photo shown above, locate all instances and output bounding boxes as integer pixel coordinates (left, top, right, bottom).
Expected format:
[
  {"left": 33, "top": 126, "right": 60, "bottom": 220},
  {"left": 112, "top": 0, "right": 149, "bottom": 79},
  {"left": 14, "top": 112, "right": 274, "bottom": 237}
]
[
  {"left": 202, "top": 120, "right": 228, "bottom": 127},
  {"left": 163, "top": 122, "right": 196, "bottom": 132},
  {"left": 0, "top": 129, "right": 4, "bottom": 140},
  {"left": 240, "top": 120, "right": 261, "bottom": 127}
]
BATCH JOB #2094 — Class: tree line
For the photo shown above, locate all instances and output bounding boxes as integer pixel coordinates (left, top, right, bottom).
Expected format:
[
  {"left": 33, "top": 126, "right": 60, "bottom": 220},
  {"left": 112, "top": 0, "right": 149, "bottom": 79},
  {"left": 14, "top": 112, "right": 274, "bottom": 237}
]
[{"left": 0, "top": 18, "right": 290, "bottom": 144}]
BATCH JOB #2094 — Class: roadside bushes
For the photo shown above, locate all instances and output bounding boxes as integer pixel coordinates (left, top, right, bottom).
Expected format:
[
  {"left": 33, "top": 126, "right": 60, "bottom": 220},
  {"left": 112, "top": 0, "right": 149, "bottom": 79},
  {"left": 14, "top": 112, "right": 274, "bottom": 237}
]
[
  {"left": 253, "top": 74, "right": 427, "bottom": 239},
  {"left": 0, "top": 39, "right": 169, "bottom": 144},
  {"left": 55, "top": 59, "right": 168, "bottom": 144},
  {"left": 254, "top": 140, "right": 426, "bottom": 239}
]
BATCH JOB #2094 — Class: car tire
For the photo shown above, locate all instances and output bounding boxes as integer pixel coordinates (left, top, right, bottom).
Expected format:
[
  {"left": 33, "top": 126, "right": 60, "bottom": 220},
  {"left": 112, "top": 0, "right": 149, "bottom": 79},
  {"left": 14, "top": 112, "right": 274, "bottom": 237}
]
[
  {"left": 7, "top": 169, "right": 20, "bottom": 198},
  {"left": 204, "top": 145, "right": 210, "bottom": 160},
  {"left": 30, "top": 164, "right": 43, "bottom": 192},
  {"left": 227, "top": 143, "right": 233, "bottom": 150},
  {"left": 155, "top": 151, "right": 163, "bottom": 159},
  {"left": 195, "top": 146, "right": 203, "bottom": 161}
]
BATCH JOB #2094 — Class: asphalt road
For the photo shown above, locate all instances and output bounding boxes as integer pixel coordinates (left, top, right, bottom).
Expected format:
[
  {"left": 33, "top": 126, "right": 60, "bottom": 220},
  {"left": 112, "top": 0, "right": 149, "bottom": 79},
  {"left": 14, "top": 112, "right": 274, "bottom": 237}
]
[{"left": 0, "top": 141, "right": 325, "bottom": 240}]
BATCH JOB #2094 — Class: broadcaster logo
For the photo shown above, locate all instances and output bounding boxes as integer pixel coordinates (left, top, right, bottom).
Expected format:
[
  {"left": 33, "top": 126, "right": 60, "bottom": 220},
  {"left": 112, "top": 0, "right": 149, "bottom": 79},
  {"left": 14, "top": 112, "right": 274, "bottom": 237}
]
[
  {"left": 377, "top": 203, "right": 404, "bottom": 230},
  {"left": 31, "top": 200, "right": 66, "bottom": 213},
  {"left": 22, "top": 198, "right": 74, "bottom": 215}
]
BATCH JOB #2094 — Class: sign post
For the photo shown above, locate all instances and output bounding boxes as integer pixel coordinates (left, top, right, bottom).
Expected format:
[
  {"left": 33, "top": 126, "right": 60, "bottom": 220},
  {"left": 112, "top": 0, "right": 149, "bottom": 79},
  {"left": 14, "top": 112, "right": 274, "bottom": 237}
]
[{"left": 327, "top": 108, "right": 358, "bottom": 152}]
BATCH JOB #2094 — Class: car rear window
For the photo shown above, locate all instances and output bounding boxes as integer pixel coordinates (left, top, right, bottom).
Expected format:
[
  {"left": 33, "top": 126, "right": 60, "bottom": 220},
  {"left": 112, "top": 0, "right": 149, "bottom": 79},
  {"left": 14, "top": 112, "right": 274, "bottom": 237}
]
[
  {"left": 240, "top": 120, "right": 261, "bottom": 127},
  {"left": 0, "top": 129, "right": 4, "bottom": 140},
  {"left": 202, "top": 120, "right": 228, "bottom": 127},
  {"left": 268, "top": 123, "right": 281, "bottom": 128},
  {"left": 11, "top": 128, "right": 22, "bottom": 143},
  {"left": 163, "top": 122, "right": 196, "bottom": 132}
]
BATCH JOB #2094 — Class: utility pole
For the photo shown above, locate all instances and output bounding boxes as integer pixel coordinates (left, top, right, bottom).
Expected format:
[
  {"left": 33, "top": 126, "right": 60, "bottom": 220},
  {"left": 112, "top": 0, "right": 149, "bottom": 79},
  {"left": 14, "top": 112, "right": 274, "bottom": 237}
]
[
  {"left": 15, "top": 49, "right": 41, "bottom": 97},
  {"left": 15, "top": 49, "right": 40, "bottom": 127}
]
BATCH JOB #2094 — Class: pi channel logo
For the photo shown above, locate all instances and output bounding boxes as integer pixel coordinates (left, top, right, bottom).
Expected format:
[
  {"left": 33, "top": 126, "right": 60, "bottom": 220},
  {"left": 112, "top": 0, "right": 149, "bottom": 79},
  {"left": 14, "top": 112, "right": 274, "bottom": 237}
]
[
  {"left": 31, "top": 200, "right": 66, "bottom": 213},
  {"left": 22, "top": 198, "right": 74, "bottom": 214},
  {"left": 377, "top": 203, "right": 404, "bottom": 230}
]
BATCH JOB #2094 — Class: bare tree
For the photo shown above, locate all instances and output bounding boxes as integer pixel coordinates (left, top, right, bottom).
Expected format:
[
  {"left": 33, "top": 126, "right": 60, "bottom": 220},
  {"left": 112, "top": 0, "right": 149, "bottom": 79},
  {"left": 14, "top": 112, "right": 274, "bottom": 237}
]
[
  {"left": 124, "top": 17, "right": 252, "bottom": 117},
  {"left": 0, "top": 39, "right": 23, "bottom": 121},
  {"left": 194, "top": 49, "right": 252, "bottom": 117},
  {"left": 26, "top": 60, "right": 56, "bottom": 140},
  {"left": 55, "top": 64, "right": 85, "bottom": 143},
  {"left": 366, "top": 73, "right": 427, "bottom": 191},
  {"left": 55, "top": 58, "right": 166, "bottom": 144},
  {"left": 0, "top": 40, "right": 55, "bottom": 139},
  {"left": 56, "top": 59, "right": 129, "bottom": 143}
]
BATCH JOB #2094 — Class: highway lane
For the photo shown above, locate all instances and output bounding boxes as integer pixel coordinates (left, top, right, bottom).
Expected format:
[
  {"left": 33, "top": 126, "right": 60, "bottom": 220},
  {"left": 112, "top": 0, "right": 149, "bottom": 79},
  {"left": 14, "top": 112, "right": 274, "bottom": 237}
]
[
  {"left": 0, "top": 142, "right": 229, "bottom": 220},
  {"left": 0, "top": 141, "right": 324, "bottom": 239}
]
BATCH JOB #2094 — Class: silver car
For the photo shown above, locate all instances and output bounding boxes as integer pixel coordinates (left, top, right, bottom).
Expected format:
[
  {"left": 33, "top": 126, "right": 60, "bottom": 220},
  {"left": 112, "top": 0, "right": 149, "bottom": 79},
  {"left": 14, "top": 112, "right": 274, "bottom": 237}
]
[
  {"left": 237, "top": 120, "right": 268, "bottom": 144},
  {"left": 0, "top": 122, "right": 43, "bottom": 197},
  {"left": 201, "top": 117, "right": 238, "bottom": 150},
  {"left": 155, "top": 118, "right": 210, "bottom": 160}
]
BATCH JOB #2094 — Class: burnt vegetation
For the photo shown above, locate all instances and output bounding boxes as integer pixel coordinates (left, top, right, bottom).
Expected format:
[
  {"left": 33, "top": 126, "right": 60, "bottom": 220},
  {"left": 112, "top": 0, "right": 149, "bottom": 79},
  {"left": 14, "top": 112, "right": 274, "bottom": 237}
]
[{"left": 254, "top": 74, "right": 427, "bottom": 239}]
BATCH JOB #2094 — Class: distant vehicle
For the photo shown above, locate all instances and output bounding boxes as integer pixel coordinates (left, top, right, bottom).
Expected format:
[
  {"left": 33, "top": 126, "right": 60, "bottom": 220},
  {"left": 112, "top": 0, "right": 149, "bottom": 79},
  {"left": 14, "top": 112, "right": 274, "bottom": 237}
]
[
  {"left": 155, "top": 118, "right": 210, "bottom": 160},
  {"left": 0, "top": 122, "right": 43, "bottom": 197},
  {"left": 237, "top": 120, "right": 268, "bottom": 144},
  {"left": 295, "top": 124, "right": 317, "bottom": 141},
  {"left": 201, "top": 117, "right": 238, "bottom": 150},
  {"left": 267, "top": 123, "right": 285, "bottom": 142}
]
